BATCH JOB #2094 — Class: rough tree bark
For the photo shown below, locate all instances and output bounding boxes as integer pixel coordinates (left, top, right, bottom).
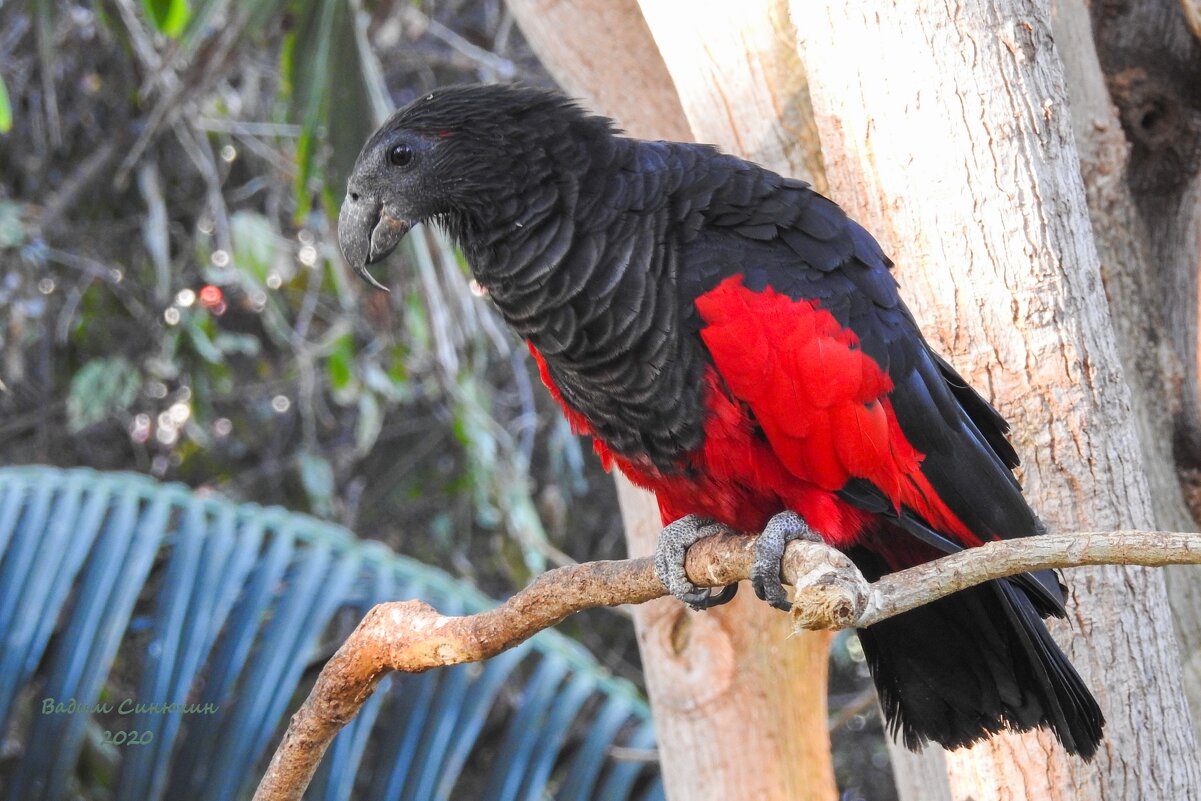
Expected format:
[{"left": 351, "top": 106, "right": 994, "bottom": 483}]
[
  {"left": 634, "top": 0, "right": 825, "bottom": 191},
  {"left": 1087, "top": 0, "right": 1201, "bottom": 472},
  {"left": 1079, "top": 0, "right": 1201, "bottom": 738},
  {"left": 1049, "top": 0, "right": 1201, "bottom": 743},
  {"left": 501, "top": 0, "right": 691, "bottom": 143},
  {"left": 1046, "top": 2, "right": 1193, "bottom": 544},
  {"left": 505, "top": 2, "right": 836, "bottom": 798},
  {"left": 794, "top": 2, "right": 1201, "bottom": 800}
]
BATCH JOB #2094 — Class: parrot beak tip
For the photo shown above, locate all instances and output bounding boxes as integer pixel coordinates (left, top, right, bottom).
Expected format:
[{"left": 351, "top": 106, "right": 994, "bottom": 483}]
[
  {"left": 356, "top": 265, "right": 391, "bottom": 293},
  {"left": 338, "top": 196, "right": 412, "bottom": 292}
]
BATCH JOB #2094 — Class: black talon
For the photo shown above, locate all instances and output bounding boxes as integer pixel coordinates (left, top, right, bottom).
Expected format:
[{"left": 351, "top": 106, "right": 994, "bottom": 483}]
[
  {"left": 702, "top": 582, "right": 739, "bottom": 607},
  {"left": 751, "top": 511, "right": 822, "bottom": 611},
  {"left": 682, "top": 582, "right": 739, "bottom": 610}
]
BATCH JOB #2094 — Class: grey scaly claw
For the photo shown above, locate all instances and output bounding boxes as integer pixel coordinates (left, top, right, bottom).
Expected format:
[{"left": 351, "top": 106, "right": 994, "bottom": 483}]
[
  {"left": 752, "top": 511, "right": 822, "bottom": 611},
  {"left": 654, "top": 514, "right": 739, "bottom": 610}
]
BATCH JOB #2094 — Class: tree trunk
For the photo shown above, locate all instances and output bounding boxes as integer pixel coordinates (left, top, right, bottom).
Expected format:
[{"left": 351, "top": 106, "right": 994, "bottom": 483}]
[
  {"left": 506, "top": 2, "right": 837, "bottom": 798},
  {"left": 502, "top": 0, "right": 691, "bottom": 143},
  {"left": 1086, "top": 0, "right": 1201, "bottom": 470},
  {"left": 634, "top": 0, "right": 826, "bottom": 193},
  {"left": 793, "top": 1, "right": 1201, "bottom": 800},
  {"left": 1080, "top": 0, "right": 1201, "bottom": 740},
  {"left": 886, "top": 747, "right": 953, "bottom": 801},
  {"left": 1049, "top": 0, "right": 1201, "bottom": 743}
]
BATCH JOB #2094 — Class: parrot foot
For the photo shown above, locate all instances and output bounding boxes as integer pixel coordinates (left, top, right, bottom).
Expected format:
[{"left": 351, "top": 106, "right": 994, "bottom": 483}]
[
  {"left": 654, "top": 514, "right": 739, "bottom": 610},
  {"left": 752, "top": 511, "right": 822, "bottom": 611}
]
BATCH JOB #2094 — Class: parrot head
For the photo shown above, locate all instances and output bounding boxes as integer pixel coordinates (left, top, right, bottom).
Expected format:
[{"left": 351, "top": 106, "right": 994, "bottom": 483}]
[{"left": 337, "top": 83, "right": 607, "bottom": 291}]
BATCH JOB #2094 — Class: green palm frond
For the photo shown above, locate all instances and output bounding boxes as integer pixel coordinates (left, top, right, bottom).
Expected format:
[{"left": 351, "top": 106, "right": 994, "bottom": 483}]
[{"left": 0, "top": 466, "right": 663, "bottom": 801}]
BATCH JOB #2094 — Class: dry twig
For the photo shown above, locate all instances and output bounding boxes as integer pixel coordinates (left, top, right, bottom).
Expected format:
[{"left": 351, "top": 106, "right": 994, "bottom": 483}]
[{"left": 252, "top": 529, "right": 1201, "bottom": 801}]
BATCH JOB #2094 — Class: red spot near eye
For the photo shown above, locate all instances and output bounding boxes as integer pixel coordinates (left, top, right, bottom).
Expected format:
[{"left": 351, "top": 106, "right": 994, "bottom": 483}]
[{"left": 438, "top": 130, "right": 454, "bottom": 139}]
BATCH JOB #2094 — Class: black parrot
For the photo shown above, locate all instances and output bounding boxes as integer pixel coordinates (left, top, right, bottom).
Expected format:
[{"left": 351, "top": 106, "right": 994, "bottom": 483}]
[{"left": 338, "top": 83, "right": 1103, "bottom": 757}]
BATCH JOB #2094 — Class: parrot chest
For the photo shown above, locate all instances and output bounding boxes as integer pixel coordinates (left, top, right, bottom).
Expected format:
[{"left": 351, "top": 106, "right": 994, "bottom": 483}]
[
  {"left": 531, "top": 343, "right": 872, "bottom": 547},
  {"left": 525, "top": 337, "right": 708, "bottom": 470}
]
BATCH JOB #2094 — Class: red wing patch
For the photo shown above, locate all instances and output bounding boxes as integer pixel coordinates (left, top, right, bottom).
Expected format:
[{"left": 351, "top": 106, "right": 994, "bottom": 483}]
[{"left": 695, "top": 275, "right": 978, "bottom": 545}]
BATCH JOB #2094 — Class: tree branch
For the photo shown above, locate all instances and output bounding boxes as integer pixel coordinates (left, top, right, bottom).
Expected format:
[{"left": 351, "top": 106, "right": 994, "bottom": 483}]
[{"left": 251, "top": 529, "right": 1201, "bottom": 801}]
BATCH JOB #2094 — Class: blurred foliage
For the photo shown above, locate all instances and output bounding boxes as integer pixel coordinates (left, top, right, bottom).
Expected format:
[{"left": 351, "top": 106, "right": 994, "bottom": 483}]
[
  {"left": 0, "top": 0, "right": 581, "bottom": 602},
  {"left": 0, "top": 75, "right": 11, "bottom": 134},
  {"left": 0, "top": 0, "right": 895, "bottom": 798},
  {"left": 141, "top": 0, "right": 189, "bottom": 37}
]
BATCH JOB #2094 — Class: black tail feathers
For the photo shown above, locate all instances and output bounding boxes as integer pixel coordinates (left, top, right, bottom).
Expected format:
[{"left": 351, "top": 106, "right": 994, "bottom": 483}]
[{"left": 854, "top": 569, "right": 1104, "bottom": 758}]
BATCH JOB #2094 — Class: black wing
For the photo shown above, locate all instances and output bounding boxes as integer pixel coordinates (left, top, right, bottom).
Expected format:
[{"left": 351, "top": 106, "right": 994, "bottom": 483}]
[{"left": 667, "top": 144, "right": 1064, "bottom": 612}]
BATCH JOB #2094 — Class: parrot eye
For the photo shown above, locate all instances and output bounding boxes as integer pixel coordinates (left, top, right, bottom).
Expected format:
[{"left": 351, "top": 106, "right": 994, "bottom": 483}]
[{"left": 388, "top": 143, "right": 414, "bottom": 168}]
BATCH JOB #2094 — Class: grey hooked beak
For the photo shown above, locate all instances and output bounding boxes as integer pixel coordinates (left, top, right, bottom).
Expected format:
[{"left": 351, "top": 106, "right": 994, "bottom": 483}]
[{"left": 337, "top": 196, "right": 413, "bottom": 292}]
